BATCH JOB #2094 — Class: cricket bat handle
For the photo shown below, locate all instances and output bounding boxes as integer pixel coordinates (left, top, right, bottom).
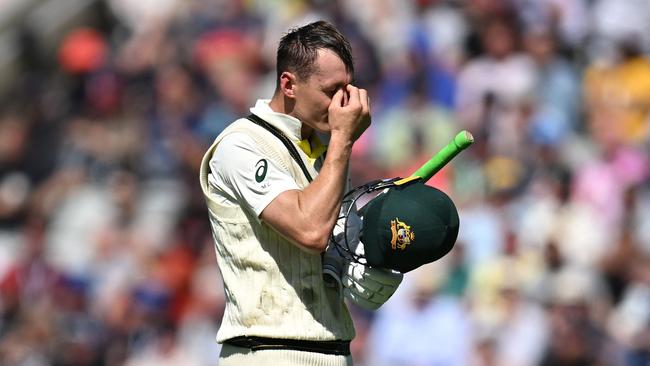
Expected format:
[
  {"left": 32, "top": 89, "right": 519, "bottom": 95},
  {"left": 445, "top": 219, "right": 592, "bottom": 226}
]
[{"left": 410, "top": 131, "right": 474, "bottom": 183}]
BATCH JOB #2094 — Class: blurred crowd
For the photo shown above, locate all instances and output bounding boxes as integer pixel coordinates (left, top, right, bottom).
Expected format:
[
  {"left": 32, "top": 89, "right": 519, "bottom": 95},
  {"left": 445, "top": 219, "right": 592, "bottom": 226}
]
[{"left": 1, "top": 0, "right": 649, "bottom": 365}]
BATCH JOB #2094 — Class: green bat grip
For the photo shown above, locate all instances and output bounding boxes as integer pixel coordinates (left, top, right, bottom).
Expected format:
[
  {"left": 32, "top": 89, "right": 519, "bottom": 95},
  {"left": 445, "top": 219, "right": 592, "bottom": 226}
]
[{"left": 410, "top": 130, "right": 474, "bottom": 183}]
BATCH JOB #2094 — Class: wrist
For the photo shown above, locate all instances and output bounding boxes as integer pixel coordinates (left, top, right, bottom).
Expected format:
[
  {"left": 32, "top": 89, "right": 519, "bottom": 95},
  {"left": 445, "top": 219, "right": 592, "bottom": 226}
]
[
  {"left": 330, "top": 128, "right": 354, "bottom": 143},
  {"left": 329, "top": 131, "right": 354, "bottom": 151}
]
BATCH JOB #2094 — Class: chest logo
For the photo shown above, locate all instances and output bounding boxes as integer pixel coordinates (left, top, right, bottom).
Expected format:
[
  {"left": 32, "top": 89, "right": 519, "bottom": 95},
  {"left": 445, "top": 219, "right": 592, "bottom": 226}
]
[
  {"left": 390, "top": 218, "right": 415, "bottom": 250},
  {"left": 255, "top": 159, "right": 268, "bottom": 183}
]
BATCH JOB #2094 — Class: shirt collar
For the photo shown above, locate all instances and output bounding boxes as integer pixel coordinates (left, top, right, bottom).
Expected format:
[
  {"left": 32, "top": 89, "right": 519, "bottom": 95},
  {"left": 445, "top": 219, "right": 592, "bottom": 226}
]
[
  {"left": 297, "top": 135, "right": 327, "bottom": 161},
  {"left": 250, "top": 99, "right": 327, "bottom": 161},
  {"left": 250, "top": 99, "right": 303, "bottom": 141}
]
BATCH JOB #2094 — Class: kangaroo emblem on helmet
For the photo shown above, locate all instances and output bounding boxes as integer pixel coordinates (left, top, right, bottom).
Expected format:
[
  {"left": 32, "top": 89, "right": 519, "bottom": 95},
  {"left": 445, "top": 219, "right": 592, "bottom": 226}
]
[{"left": 390, "top": 218, "right": 415, "bottom": 250}]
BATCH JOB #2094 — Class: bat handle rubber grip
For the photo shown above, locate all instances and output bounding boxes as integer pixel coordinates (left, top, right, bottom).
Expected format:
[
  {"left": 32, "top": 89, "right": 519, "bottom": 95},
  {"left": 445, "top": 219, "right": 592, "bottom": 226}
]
[{"left": 411, "top": 130, "right": 474, "bottom": 183}]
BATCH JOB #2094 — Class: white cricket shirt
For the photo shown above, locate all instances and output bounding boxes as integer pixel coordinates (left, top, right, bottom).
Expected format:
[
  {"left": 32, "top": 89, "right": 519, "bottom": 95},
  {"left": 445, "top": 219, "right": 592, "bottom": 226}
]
[{"left": 208, "top": 99, "right": 325, "bottom": 217}]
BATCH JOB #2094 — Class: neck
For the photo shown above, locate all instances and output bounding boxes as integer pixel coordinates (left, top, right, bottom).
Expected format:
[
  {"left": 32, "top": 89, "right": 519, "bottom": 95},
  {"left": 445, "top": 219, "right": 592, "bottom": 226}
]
[{"left": 269, "top": 91, "right": 314, "bottom": 139}]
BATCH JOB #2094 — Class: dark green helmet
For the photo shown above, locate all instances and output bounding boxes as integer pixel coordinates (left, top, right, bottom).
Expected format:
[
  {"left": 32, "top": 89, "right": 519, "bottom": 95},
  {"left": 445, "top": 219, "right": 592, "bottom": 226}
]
[{"left": 334, "top": 179, "right": 459, "bottom": 273}]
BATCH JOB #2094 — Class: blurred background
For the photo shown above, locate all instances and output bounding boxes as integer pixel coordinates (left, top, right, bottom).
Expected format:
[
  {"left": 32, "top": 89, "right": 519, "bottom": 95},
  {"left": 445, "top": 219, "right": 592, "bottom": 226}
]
[{"left": 0, "top": 0, "right": 649, "bottom": 365}]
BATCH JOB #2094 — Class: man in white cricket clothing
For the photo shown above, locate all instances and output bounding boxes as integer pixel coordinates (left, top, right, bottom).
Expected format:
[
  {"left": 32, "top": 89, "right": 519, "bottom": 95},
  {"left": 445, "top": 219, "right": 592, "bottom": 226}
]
[{"left": 199, "top": 21, "right": 402, "bottom": 365}]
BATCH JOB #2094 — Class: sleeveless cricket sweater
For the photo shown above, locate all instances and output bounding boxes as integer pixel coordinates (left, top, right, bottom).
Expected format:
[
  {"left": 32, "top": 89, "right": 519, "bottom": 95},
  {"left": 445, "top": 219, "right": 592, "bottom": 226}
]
[{"left": 199, "top": 118, "right": 355, "bottom": 343}]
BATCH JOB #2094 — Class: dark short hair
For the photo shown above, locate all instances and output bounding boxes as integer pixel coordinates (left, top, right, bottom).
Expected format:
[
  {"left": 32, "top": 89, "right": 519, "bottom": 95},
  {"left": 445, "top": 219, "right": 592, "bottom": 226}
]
[{"left": 276, "top": 20, "right": 354, "bottom": 83}]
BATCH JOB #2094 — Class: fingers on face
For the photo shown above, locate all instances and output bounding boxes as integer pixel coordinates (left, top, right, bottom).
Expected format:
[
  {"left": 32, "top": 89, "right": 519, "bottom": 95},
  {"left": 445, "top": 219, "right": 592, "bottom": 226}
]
[
  {"left": 346, "top": 84, "right": 361, "bottom": 108},
  {"left": 338, "top": 84, "right": 369, "bottom": 116},
  {"left": 330, "top": 88, "right": 344, "bottom": 108},
  {"left": 359, "top": 88, "right": 369, "bottom": 115}
]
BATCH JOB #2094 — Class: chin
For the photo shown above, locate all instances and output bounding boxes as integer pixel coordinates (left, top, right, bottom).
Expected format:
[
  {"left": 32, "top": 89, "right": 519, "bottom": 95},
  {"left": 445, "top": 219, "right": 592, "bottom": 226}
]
[
  {"left": 315, "top": 122, "right": 331, "bottom": 133},
  {"left": 305, "top": 117, "right": 328, "bottom": 132}
]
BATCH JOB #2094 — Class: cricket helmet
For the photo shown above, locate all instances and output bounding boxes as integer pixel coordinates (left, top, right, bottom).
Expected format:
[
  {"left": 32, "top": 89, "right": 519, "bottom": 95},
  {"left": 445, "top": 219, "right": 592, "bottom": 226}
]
[{"left": 333, "top": 178, "right": 459, "bottom": 273}]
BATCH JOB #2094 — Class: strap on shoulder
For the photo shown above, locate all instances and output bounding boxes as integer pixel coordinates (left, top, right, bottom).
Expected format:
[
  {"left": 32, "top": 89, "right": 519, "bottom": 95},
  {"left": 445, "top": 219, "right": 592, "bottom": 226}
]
[{"left": 246, "top": 113, "right": 313, "bottom": 183}]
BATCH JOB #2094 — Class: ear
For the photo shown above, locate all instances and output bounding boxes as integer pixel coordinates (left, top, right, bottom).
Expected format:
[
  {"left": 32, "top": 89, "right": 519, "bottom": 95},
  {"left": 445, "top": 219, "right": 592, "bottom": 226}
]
[{"left": 279, "top": 71, "right": 297, "bottom": 99}]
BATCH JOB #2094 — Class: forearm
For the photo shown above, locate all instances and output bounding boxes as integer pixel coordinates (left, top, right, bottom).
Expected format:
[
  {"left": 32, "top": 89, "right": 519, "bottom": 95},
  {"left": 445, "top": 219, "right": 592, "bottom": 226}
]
[
  {"left": 295, "top": 133, "right": 352, "bottom": 248},
  {"left": 260, "top": 84, "right": 369, "bottom": 253},
  {"left": 259, "top": 134, "right": 352, "bottom": 252}
]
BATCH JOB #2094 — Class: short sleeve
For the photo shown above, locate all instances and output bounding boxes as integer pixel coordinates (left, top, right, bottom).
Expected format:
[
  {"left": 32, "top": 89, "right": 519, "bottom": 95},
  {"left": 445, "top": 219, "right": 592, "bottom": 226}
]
[{"left": 209, "top": 132, "right": 300, "bottom": 217}]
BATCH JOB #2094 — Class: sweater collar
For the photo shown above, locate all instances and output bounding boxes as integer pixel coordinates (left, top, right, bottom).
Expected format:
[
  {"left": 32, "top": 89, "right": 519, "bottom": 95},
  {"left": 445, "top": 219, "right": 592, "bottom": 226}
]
[
  {"left": 250, "top": 99, "right": 326, "bottom": 161},
  {"left": 250, "top": 99, "right": 303, "bottom": 141}
]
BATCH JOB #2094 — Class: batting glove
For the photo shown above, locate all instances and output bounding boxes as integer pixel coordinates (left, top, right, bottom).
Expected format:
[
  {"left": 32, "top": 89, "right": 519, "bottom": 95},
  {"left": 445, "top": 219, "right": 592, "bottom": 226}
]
[
  {"left": 322, "top": 203, "right": 403, "bottom": 310},
  {"left": 322, "top": 201, "right": 362, "bottom": 290},
  {"left": 341, "top": 239, "right": 403, "bottom": 310}
]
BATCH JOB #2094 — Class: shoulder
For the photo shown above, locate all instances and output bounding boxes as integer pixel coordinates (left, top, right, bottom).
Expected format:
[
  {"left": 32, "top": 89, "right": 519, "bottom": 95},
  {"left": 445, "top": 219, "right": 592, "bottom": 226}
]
[
  {"left": 214, "top": 131, "right": 258, "bottom": 155},
  {"left": 211, "top": 117, "right": 274, "bottom": 156},
  {"left": 210, "top": 127, "right": 287, "bottom": 180},
  {"left": 210, "top": 131, "right": 264, "bottom": 180},
  {"left": 215, "top": 118, "right": 284, "bottom": 151}
]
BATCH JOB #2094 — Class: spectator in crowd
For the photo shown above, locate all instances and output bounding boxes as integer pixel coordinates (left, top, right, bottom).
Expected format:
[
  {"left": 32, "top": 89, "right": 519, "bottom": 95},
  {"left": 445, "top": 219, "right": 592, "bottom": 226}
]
[{"left": 0, "top": 1, "right": 648, "bottom": 365}]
